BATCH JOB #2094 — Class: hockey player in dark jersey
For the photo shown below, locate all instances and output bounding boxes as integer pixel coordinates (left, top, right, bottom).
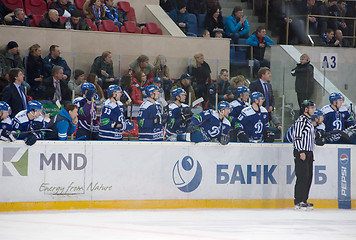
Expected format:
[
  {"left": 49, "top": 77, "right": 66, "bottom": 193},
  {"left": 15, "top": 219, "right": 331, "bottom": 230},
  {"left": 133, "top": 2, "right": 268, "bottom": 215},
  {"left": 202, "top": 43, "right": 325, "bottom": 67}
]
[
  {"left": 0, "top": 101, "right": 15, "bottom": 142},
  {"left": 234, "top": 92, "right": 272, "bottom": 143},
  {"left": 99, "top": 85, "right": 135, "bottom": 140},
  {"left": 229, "top": 86, "right": 250, "bottom": 142},
  {"left": 74, "top": 83, "right": 99, "bottom": 140},
  {"left": 321, "top": 92, "right": 354, "bottom": 132},
  {"left": 187, "top": 101, "right": 231, "bottom": 145},
  {"left": 12, "top": 100, "right": 50, "bottom": 145},
  {"left": 137, "top": 85, "right": 167, "bottom": 141},
  {"left": 166, "top": 88, "right": 193, "bottom": 141},
  {"left": 45, "top": 104, "right": 79, "bottom": 140}
]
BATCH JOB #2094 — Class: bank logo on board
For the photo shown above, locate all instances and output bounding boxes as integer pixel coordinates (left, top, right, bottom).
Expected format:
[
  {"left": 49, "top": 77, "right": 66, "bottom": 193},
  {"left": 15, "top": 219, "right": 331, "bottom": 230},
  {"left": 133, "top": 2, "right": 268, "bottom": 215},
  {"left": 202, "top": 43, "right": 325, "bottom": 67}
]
[
  {"left": 172, "top": 156, "right": 202, "bottom": 192},
  {"left": 2, "top": 147, "right": 28, "bottom": 176}
]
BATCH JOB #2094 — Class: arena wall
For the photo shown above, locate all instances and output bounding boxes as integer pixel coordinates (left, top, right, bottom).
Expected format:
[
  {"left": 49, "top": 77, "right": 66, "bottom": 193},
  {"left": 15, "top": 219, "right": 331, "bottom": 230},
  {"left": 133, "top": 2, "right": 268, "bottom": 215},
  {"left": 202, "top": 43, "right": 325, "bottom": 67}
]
[{"left": 0, "top": 141, "right": 354, "bottom": 211}]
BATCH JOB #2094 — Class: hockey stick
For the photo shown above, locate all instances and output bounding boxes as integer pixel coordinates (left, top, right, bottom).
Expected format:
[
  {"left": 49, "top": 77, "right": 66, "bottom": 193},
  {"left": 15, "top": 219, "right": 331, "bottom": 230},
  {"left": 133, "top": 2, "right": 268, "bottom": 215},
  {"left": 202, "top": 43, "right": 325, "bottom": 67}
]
[
  {"left": 191, "top": 97, "right": 204, "bottom": 108},
  {"left": 89, "top": 96, "right": 94, "bottom": 140},
  {"left": 123, "top": 90, "right": 133, "bottom": 140},
  {"left": 160, "top": 97, "right": 169, "bottom": 140},
  {"left": 11, "top": 128, "right": 53, "bottom": 135}
]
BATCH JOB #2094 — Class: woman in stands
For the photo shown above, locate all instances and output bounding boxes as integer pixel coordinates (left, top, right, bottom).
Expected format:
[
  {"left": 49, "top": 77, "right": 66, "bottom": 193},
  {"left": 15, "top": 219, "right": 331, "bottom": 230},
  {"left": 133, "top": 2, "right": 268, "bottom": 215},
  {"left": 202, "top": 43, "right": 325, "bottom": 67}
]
[
  {"left": 204, "top": 6, "right": 225, "bottom": 37},
  {"left": 188, "top": 53, "right": 211, "bottom": 103},
  {"left": 87, "top": 73, "right": 104, "bottom": 101},
  {"left": 130, "top": 72, "right": 148, "bottom": 105},
  {"left": 84, "top": 0, "right": 105, "bottom": 26},
  {"left": 25, "top": 44, "right": 45, "bottom": 100},
  {"left": 129, "top": 55, "right": 154, "bottom": 84},
  {"left": 152, "top": 55, "right": 171, "bottom": 100}
]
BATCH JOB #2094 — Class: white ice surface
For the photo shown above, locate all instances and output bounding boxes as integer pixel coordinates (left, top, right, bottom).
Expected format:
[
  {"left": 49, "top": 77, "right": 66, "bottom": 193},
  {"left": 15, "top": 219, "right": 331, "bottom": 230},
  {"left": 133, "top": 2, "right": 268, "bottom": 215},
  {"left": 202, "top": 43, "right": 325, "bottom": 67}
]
[{"left": 0, "top": 209, "right": 356, "bottom": 240}]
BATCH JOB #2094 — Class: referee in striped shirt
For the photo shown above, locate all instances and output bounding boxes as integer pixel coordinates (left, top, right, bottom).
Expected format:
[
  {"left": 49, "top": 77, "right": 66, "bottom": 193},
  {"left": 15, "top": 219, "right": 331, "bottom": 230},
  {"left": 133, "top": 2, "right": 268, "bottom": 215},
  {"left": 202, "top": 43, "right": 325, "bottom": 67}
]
[{"left": 293, "top": 100, "right": 316, "bottom": 209}]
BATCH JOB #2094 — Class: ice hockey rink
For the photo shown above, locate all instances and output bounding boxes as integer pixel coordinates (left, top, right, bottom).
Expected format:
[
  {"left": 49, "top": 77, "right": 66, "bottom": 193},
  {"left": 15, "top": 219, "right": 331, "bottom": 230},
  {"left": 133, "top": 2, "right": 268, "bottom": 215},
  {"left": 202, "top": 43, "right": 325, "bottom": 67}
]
[{"left": 0, "top": 209, "right": 355, "bottom": 240}]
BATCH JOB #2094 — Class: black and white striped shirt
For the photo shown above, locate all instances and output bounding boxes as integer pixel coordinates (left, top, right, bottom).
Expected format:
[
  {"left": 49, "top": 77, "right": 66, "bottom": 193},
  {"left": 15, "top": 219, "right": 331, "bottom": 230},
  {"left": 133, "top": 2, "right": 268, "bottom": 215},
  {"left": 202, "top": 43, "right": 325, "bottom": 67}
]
[{"left": 293, "top": 114, "right": 315, "bottom": 152}]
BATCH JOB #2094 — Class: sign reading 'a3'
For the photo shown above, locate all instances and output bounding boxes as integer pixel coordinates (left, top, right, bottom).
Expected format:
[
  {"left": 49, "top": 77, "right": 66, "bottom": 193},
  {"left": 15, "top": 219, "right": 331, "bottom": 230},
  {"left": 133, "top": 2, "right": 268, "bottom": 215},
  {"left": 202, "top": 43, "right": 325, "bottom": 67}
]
[{"left": 320, "top": 53, "right": 338, "bottom": 71}]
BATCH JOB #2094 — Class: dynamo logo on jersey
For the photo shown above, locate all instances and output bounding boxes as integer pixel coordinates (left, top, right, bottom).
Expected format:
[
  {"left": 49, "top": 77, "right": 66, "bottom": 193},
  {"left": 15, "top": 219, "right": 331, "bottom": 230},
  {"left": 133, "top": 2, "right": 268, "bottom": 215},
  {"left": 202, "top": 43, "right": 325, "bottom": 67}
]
[
  {"left": 2, "top": 147, "right": 29, "bottom": 176},
  {"left": 172, "top": 156, "right": 202, "bottom": 192}
]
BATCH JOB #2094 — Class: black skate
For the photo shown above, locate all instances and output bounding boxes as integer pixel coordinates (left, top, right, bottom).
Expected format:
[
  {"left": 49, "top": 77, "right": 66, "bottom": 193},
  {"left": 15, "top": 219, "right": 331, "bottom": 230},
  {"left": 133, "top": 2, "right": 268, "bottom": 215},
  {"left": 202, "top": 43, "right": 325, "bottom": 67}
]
[{"left": 295, "top": 202, "right": 307, "bottom": 210}]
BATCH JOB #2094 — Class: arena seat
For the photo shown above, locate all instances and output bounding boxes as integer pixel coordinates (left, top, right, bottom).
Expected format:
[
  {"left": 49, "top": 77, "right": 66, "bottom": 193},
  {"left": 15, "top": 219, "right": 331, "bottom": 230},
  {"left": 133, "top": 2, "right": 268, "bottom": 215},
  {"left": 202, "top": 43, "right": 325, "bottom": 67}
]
[
  {"left": 120, "top": 21, "right": 140, "bottom": 34},
  {"left": 24, "top": 0, "right": 47, "bottom": 16},
  {"left": 74, "top": 0, "right": 86, "bottom": 16},
  {"left": 2, "top": 0, "right": 24, "bottom": 11},
  {"left": 30, "top": 14, "right": 43, "bottom": 27},
  {"left": 187, "top": 13, "right": 199, "bottom": 36},
  {"left": 197, "top": 14, "right": 206, "bottom": 35},
  {"left": 60, "top": 16, "right": 67, "bottom": 24},
  {"left": 98, "top": 20, "right": 120, "bottom": 32},
  {"left": 117, "top": 1, "right": 136, "bottom": 22},
  {"left": 85, "top": 18, "right": 97, "bottom": 31},
  {"left": 142, "top": 22, "right": 162, "bottom": 35},
  {"left": 123, "top": 120, "right": 139, "bottom": 138}
]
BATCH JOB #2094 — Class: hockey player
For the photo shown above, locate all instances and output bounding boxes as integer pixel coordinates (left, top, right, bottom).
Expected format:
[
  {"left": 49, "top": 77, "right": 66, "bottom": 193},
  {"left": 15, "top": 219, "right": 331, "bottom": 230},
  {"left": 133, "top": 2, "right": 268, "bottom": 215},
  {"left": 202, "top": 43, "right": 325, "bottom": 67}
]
[
  {"left": 229, "top": 86, "right": 250, "bottom": 142},
  {"left": 99, "top": 85, "right": 135, "bottom": 140},
  {"left": 45, "top": 104, "right": 79, "bottom": 140},
  {"left": 0, "top": 101, "right": 15, "bottom": 142},
  {"left": 74, "top": 83, "right": 99, "bottom": 140},
  {"left": 187, "top": 101, "right": 231, "bottom": 145},
  {"left": 321, "top": 93, "right": 354, "bottom": 132},
  {"left": 137, "top": 85, "right": 166, "bottom": 141},
  {"left": 166, "top": 88, "right": 193, "bottom": 141},
  {"left": 234, "top": 91, "right": 272, "bottom": 143},
  {"left": 12, "top": 100, "right": 50, "bottom": 145}
]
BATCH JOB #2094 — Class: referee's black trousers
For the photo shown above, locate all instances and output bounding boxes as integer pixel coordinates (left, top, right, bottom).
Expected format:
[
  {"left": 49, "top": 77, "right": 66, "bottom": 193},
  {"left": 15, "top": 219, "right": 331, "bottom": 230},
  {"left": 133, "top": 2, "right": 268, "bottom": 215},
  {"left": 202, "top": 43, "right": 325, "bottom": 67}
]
[{"left": 293, "top": 150, "right": 314, "bottom": 205}]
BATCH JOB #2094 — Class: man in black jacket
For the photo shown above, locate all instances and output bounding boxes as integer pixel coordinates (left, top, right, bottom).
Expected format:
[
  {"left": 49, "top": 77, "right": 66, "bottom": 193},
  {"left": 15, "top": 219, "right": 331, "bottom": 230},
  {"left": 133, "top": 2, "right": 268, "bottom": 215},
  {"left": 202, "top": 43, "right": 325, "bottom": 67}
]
[
  {"left": 39, "top": 9, "right": 63, "bottom": 29},
  {"left": 43, "top": 65, "right": 71, "bottom": 105}
]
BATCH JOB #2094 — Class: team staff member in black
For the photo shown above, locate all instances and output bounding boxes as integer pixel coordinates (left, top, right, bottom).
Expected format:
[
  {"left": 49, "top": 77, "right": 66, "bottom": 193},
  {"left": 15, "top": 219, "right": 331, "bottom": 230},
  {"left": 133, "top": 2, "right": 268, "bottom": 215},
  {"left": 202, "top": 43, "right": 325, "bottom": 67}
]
[{"left": 293, "top": 100, "right": 316, "bottom": 210}]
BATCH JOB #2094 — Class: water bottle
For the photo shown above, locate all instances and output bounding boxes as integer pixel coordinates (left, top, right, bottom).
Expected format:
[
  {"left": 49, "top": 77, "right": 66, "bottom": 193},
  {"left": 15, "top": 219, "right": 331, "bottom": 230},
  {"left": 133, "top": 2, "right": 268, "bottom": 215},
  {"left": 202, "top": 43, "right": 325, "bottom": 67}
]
[{"left": 65, "top": 21, "right": 71, "bottom": 30}]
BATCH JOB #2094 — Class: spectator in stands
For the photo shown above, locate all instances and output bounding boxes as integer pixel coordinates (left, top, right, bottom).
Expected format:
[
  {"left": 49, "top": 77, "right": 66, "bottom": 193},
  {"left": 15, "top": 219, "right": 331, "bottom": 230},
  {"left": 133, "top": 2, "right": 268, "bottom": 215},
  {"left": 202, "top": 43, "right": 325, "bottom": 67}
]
[
  {"left": 131, "top": 72, "right": 148, "bottom": 105},
  {"left": 63, "top": 10, "right": 91, "bottom": 30},
  {"left": 103, "top": 0, "right": 124, "bottom": 29},
  {"left": 25, "top": 44, "right": 45, "bottom": 100},
  {"left": 249, "top": 67, "right": 275, "bottom": 120},
  {"left": 345, "top": 2, "right": 356, "bottom": 37},
  {"left": 208, "top": 69, "right": 234, "bottom": 109},
  {"left": 204, "top": 6, "right": 224, "bottom": 37},
  {"left": 87, "top": 73, "right": 104, "bottom": 100},
  {"left": 168, "top": 1, "right": 190, "bottom": 35},
  {"left": 187, "top": 0, "right": 207, "bottom": 17},
  {"left": 334, "top": 29, "right": 350, "bottom": 47},
  {"left": 321, "top": 28, "right": 339, "bottom": 46},
  {"left": 336, "top": 0, "right": 347, "bottom": 34},
  {"left": 291, "top": 53, "right": 314, "bottom": 109},
  {"left": 171, "top": 73, "right": 196, "bottom": 105},
  {"left": 90, "top": 51, "right": 119, "bottom": 89},
  {"left": 4, "top": 8, "right": 31, "bottom": 27},
  {"left": 84, "top": 0, "right": 105, "bottom": 26},
  {"left": 1, "top": 68, "right": 28, "bottom": 118},
  {"left": 246, "top": 26, "right": 275, "bottom": 76},
  {"left": 0, "top": 41, "right": 24, "bottom": 78},
  {"left": 307, "top": 0, "right": 318, "bottom": 34},
  {"left": 43, "top": 45, "right": 71, "bottom": 79},
  {"left": 152, "top": 55, "right": 171, "bottom": 100},
  {"left": 43, "top": 65, "right": 71, "bottom": 105},
  {"left": 201, "top": 29, "right": 210, "bottom": 37},
  {"left": 39, "top": 9, "right": 63, "bottom": 29},
  {"left": 229, "top": 75, "right": 249, "bottom": 95},
  {"left": 68, "top": 69, "right": 86, "bottom": 98},
  {"left": 120, "top": 73, "right": 132, "bottom": 103},
  {"left": 49, "top": 0, "right": 77, "bottom": 17},
  {"left": 188, "top": 53, "right": 211, "bottom": 101},
  {"left": 160, "top": 0, "right": 177, "bottom": 13},
  {"left": 213, "top": 28, "right": 224, "bottom": 38},
  {"left": 317, "top": 0, "right": 338, "bottom": 36},
  {"left": 129, "top": 55, "right": 154, "bottom": 84},
  {"left": 0, "top": 1, "right": 13, "bottom": 24},
  {"left": 45, "top": 103, "right": 78, "bottom": 140},
  {"left": 225, "top": 6, "right": 250, "bottom": 47}
]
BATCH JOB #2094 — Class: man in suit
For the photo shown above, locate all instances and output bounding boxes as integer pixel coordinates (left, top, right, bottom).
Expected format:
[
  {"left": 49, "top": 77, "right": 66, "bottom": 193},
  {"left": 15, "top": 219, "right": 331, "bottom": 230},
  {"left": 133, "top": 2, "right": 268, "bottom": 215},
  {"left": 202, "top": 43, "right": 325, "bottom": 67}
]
[
  {"left": 43, "top": 65, "right": 71, "bottom": 105},
  {"left": 1, "top": 68, "right": 28, "bottom": 118},
  {"left": 249, "top": 67, "right": 275, "bottom": 120}
]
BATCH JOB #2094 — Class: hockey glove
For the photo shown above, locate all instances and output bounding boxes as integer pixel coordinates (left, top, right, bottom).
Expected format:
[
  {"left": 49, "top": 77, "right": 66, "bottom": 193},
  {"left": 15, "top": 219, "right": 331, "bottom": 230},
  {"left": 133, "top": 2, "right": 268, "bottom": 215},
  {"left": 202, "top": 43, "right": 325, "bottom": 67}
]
[
  {"left": 124, "top": 120, "right": 135, "bottom": 130},
  {"left": 187, "top": 123, "right": 199, "bottom": 133},
  {"left": 181, "top": 107, "right": 193, "bottom": 124},
  {"left": 24, "top": 132, "right": 37, "bottom": 146},
  {"left": 0, "top": 129, "right": 16, "bottom": 142},
  {"left": 218, "top": 134, "right": 229, "bottom": 145},
  {"left": 236, "top": 129, "right": 249, "bottom": 142},
  {"left": 161, "top": 113, "right": 169, "bottom": 125},
  {"left": 263, "top": 131, "right": 275, "bottom": 143}
]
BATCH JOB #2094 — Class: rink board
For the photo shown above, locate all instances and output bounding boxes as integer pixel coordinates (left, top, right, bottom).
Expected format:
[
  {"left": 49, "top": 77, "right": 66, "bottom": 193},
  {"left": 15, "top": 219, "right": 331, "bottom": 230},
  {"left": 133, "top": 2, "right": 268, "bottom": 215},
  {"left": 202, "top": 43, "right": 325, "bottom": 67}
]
[{"left": 0, "top": 141, "right": 354, "bottom": 211}]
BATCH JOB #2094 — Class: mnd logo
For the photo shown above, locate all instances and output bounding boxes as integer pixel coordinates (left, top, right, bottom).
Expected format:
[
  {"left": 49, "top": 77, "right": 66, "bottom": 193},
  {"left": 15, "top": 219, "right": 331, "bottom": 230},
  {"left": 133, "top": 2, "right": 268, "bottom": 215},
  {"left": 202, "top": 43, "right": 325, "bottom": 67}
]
[
  {"left": 172, "top": 156, "right": 202, "bottom": 193},
  {"left": 2, "top": 147, "right": 28, "bottom": 176}
]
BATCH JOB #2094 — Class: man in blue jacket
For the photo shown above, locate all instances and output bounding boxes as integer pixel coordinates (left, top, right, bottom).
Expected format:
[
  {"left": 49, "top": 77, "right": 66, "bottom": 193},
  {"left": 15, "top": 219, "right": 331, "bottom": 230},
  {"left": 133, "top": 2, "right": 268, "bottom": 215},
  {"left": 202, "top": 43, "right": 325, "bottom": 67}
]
[
  {"left": 43, "top": 45, "right": 71, "bottom": 79},
  {"left": 246, "top": 26, "right": 275, "bottom": 76},
  {"left": 225, "top": 6, "right": 250, "bottom": 46},
  {"left": 168, "top": 1, "right": 190, "bottom": 35}
]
